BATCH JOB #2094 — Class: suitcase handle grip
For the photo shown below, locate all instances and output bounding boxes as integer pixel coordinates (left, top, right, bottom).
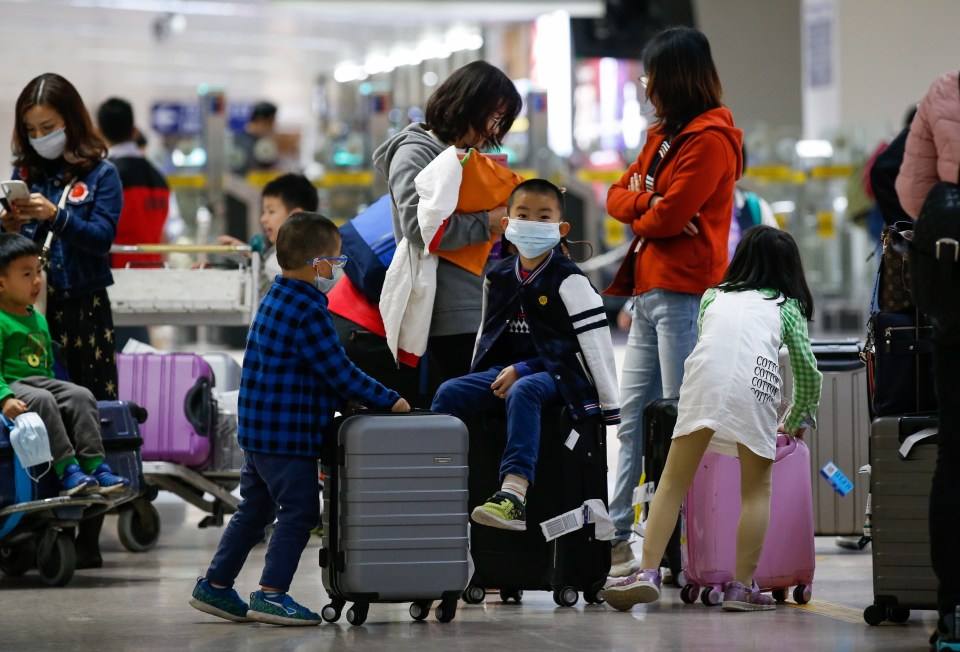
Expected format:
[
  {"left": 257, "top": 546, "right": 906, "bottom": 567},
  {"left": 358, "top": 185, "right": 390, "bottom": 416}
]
[{"left": 184, "top": 376, "right": 214, "bottom": 437}]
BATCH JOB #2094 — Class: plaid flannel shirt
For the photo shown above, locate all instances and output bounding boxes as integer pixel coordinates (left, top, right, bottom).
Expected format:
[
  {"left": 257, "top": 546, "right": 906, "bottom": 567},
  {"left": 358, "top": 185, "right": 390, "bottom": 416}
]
[
  {"left": 699, "top": 287, "right": 822, "bottom": 435},
  {"left": 238, "top": 276, "right": 400, "bottom": 457}
]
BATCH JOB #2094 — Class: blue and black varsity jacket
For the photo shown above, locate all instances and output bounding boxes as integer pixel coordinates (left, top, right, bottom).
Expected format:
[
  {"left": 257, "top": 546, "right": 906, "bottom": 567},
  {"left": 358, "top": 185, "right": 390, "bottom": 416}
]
[{"left": 472, "top": 250, "right": 620, "bottom": 424}]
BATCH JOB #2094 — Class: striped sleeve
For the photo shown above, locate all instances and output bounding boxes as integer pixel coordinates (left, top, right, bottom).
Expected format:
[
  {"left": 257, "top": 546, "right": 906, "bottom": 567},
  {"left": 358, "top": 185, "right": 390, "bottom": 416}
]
[
  {"left": 780, "top": 298, "right": 822, "bottom": 434},
  {"left": 558, "top": 274, "right": 620, "bottom": 424},
  {"left": 472, "top": 274, "right": 492, "bottom": 366}
]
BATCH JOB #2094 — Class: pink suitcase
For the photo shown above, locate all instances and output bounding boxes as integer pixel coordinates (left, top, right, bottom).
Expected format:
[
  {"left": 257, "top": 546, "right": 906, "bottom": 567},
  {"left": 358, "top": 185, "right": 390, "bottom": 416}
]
[
  {"left": 116, "top": 353, "right": 216, "bottom": 468},
  {"left": 679, "top": 434, "right": 816, "bottom": 606}
]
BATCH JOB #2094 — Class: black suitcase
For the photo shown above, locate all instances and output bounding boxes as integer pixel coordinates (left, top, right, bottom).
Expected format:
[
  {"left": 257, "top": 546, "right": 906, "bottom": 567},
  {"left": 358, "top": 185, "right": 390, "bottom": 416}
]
[
  {"left": 863, "top": 414, "right": 939, "bottom": 626},
  {"left": 641, "top": 398, "right": 683, "bottom": 582},
  {"left": 462, "top": 407, "right": 610, "bottom": 607}
]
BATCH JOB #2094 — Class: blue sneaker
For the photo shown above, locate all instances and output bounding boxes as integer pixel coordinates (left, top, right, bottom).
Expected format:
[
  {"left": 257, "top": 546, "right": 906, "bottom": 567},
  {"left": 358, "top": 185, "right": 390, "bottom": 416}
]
[
  {"left": 247, "top": 590, "right": 322, "bottom": 626},
  {"left": 90, "top": 462, "right": 130, "bottom": 495},
  {"left": 60, "top": 463, "right": 98, "bottom": 496},
  {"left": 189, "top": 577, "right": 251, "bottom": 622}
]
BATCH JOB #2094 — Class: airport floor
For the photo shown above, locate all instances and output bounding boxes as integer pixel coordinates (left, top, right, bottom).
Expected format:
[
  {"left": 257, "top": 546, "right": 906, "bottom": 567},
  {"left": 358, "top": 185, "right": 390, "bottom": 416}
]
[
  {"left": 1, "top": 341, "right": 938, "bottom": 652},
  {"left": 1, "top": 468, "right": 937, "bottom": 652}
]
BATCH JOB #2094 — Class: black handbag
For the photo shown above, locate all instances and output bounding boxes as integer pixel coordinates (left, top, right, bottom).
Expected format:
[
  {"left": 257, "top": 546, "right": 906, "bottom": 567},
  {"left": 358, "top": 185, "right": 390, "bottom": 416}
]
[
  {"left": 865, "top": 310, "right": 937, "bottom": 416},
  {"left": 908, "top": 72, "right": 960, "bottom": 329}
]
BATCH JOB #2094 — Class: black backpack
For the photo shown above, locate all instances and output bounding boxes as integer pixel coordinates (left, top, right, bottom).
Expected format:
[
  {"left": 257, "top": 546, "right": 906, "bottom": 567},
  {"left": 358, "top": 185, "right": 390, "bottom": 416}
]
[{"left": 909, "top": 167, "right": 960, "bottom": 329}]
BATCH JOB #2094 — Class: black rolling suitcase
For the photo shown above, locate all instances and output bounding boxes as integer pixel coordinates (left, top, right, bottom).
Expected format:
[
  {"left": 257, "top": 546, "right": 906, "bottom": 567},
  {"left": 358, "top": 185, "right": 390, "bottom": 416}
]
[
  {"left": 462, "top": 407, "right": 611, "bottom": 607},
  {"left": 863, "top": 414, "right": 939, "bottom": 626},
  {"left": 639, "top": 398, "right": 683, "bottom": 581}
]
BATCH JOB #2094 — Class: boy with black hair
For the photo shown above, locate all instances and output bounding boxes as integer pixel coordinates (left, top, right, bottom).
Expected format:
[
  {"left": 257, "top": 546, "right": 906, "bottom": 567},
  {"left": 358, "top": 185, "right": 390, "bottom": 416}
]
[
  {"left": 431, "top": 179, "right": 620, "bottom": 531},
  {"left": 190, "top": 212, "right": 411, "bottom": 626},
  {"left": 218, "top": 173, "right": 319, "bottom": 299},
  {"left": 0, "top": 233, "right": 129, "bottom": 496}
]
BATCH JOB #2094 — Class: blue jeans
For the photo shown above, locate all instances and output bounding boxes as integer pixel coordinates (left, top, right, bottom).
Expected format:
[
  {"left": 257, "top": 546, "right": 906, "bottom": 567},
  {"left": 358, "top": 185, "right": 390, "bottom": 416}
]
[
  {"left": 432, "top": 367, "right": 561, "bottom": 483},
  {"left": 610, "top": 289, "right": 701, "bottom": 541},
  {"left": 206, "top": 451, "right": 320, "bottom": 592}
]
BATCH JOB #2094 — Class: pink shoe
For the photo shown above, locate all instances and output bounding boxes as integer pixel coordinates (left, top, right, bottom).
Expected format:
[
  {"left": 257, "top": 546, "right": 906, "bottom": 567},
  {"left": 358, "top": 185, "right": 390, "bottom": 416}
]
[
  {"left": 602, "top": 568, "right": 662, "bottom": 612},
  {"left": 721, "top": 580, "right": 776, "bottom": 612}
]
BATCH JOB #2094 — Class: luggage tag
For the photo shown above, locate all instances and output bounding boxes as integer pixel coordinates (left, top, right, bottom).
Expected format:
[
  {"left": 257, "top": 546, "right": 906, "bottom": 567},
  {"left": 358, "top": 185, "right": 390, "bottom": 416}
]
[
  {"left": 820, "top": 461, "right": 854, "bottom": 496},
  {"left": 541, "top": 499, "right": 614, "bottom": 542}
]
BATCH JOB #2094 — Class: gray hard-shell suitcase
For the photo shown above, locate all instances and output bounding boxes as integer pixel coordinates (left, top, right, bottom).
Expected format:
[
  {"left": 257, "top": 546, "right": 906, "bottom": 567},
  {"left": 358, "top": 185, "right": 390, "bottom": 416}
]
[
  {"left": 863, "top": 414, "right": 938, "bottom": 626},
  {"left": 319, "top": 412, "right": 470, "bottom": 625},
  {"left": 807, "top": 341, "right": 871, "bottom": 535}
]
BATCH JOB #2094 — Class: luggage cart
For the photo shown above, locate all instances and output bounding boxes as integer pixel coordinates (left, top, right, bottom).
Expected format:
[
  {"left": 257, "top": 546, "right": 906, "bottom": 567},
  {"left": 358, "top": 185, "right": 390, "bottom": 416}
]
[{"left": 107, "top": 244, "right": 255, "bottom": 528}]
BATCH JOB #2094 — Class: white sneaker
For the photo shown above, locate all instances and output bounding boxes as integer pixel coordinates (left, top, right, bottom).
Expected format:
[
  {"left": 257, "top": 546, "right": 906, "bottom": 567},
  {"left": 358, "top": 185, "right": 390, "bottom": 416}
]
[{"left": 609, "top": 540, "right": 641, "bottom": 577}]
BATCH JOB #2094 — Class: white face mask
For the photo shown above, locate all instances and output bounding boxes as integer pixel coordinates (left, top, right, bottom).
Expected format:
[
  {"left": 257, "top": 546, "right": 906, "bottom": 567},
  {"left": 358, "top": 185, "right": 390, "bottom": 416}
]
[
  {"left": 9, "top": 412, "right": 53, "bottom": 481},
  {"left": 505, "top": 219, "right": 562, "bottom": 259},
  {"left": 314, "top": 268, "right": 335, "bottom": 293},
  {"left": 29, "top": 127, "right": 67, "bottom": 160}
]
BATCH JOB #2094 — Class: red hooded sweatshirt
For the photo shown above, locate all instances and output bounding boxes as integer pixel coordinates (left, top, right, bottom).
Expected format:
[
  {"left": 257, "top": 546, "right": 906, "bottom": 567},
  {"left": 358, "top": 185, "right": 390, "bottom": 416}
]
[{"left": 604, "top": 107, "right": 743, "bottom": 297}]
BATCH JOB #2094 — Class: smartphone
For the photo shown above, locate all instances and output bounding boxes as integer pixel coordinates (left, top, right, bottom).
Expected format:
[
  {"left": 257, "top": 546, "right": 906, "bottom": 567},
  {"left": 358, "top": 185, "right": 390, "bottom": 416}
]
[{"left": 1, "top": 180, "right": 30, "bottom": 202}]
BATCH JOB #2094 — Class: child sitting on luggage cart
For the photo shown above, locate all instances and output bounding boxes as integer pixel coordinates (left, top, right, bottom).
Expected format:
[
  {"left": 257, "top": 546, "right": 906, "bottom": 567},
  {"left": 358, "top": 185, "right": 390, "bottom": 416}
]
[
  {"left": 189, "top": 212, "right": 411, "bottom": 627},
  {"left": 603, "top": 225, "right": 822, "bottom": 613},
  {"left": 431, "top": 179, "right": 620, "bottom": 531},
  {"left": 0, "top": 233, "right": 129, "bottom": 496}
]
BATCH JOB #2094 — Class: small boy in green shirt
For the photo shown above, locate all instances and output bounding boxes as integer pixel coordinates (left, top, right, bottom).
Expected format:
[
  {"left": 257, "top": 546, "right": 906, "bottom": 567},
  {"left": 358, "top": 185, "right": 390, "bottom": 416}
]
[{"left": 0, "top": 233, "right": 128, "bottom": 496}]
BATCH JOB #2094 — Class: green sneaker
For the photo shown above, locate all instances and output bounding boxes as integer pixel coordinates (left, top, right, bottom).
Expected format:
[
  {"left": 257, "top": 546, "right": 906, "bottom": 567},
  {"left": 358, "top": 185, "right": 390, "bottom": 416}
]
[
  {"left": 247, "top": 590, "right": 322, "bottom": 626},
  {"left": 471, "top": 491, "right": 527, "bottom": 531},
  {"left": 188, "top": 577, "right": 251, "bottom": 622}
]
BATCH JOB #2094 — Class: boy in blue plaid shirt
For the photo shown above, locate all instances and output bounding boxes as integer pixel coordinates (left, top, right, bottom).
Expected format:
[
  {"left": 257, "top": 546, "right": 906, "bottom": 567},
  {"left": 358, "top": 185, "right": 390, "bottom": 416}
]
[{"left": 190, "top": 212, "right": 411, "bottom": 626}]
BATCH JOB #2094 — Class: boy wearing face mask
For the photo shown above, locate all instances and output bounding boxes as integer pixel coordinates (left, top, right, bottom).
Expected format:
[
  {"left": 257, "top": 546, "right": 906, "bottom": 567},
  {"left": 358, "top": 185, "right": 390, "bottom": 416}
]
[
  {"left": 431, "top": 179, "right": 620, "bottom": 531},
  {"left": 190, "top": 212, "right": 410, "bottom": 626}
]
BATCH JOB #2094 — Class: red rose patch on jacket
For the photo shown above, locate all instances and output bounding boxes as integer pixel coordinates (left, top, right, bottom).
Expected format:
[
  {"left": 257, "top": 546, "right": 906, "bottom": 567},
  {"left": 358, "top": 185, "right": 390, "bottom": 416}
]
[{"left": 67, "top": 181, "right": 89, "bottom": 203}]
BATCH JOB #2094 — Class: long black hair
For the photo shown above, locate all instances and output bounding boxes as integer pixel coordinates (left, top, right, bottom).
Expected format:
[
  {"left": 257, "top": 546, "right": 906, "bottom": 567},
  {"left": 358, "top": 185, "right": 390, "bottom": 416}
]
[
  {"left": 643, "top": 27, "right": 723, "bottom": 138},
  {"left": 718, "top": 225, "right": 814, "bottom": 320}
]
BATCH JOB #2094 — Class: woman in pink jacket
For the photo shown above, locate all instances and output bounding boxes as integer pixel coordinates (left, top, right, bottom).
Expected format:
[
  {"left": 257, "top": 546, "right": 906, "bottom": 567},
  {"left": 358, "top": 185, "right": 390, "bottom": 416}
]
[{"left": 895, "top": 70, "right": 960, "bottom": 651}]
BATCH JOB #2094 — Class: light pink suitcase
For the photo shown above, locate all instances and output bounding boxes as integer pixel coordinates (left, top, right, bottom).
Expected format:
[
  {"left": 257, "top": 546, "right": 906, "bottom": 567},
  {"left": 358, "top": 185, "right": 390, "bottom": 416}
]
[
  {"left": 116, "top": 353, "right": 217, "bottom": 468},
  {"left": 679, "top": 434, "right": 816, "bottom": 606}
]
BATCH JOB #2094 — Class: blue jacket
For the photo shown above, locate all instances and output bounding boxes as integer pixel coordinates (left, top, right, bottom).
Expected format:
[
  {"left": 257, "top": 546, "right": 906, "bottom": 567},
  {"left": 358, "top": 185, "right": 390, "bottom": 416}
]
[
  {"left": 238, "top": 276, "right": 400, "bottom": 458},
  {"left": 13, "top": 160, "right": 121, "bottom": 297},
  {"left": 473, "top": 252, "right": 621, "bottom": 425}
]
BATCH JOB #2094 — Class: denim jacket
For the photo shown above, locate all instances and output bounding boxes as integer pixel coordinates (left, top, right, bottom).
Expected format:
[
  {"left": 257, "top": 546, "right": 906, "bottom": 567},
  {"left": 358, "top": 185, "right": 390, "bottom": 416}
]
[{"left": 12, "top": 159, "right": 121, "bottom": 296}]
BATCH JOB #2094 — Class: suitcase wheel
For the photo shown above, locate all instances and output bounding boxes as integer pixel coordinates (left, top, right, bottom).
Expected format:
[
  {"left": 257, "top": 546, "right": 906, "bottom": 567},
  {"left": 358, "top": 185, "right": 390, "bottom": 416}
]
[
  {"left": 772, "top": 588, "right": 788, "bottom": 603},
  {"left": 888, "top": 607, "right": 910, "bottom": 624},
  {"left": 680, "top": 584, "right": 700, "bottom": 605},
  {"left": 864, "top": 604, "right": 886, "bottom": 626},
  {"left": 409, "top": 601, "right": 432, "bottom": 621},
  {"left": 321, "top": 602, "right": 343, "bottom": 623},
  {"left": 462, "top": 583, "right": 486, "bottom": 605},
  {"left": 499, "top": 589, "right": 523, "bottom": 604},
  {"left": 346, "top": 602, "right": 368, "bottom": 626},
  {"left": 792, "top": 584, "right": 812, "bottom": 605},
  {"left": 700, "top": 586, "right": 721, "bottom": 607},
  {"left": 435, "top": 599, "right": 457, "bottom": 623},
  {"left": 584, "top": 589, "right": 604, "bottom": 605},
  {"left": 553, "top": 587, "right": 579, "bottom": 608}
]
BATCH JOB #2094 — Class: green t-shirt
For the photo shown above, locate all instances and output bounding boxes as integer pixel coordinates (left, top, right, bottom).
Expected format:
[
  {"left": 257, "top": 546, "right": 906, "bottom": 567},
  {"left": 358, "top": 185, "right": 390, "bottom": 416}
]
[{"left": 0, "top": 307, "right": 54, "bottom": 403}]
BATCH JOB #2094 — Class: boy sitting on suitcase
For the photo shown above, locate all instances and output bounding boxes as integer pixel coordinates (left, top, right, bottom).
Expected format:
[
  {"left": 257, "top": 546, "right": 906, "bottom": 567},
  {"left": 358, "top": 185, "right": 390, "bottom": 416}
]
[
  {"left": 190, "top": 212, "right": 411, "bottom": 626},
  {"left": 0, "top": 233, "right": 129, "bottom": 495},
  {"left": 432, "top": 179, "right": 620, "bottom": 531}
]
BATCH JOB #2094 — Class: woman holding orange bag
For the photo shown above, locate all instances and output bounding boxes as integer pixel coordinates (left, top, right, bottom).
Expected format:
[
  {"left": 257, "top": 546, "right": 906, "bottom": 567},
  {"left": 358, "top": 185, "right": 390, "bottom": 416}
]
[{"left": 373, "top": 60, "right": 522, "bottom": 383}]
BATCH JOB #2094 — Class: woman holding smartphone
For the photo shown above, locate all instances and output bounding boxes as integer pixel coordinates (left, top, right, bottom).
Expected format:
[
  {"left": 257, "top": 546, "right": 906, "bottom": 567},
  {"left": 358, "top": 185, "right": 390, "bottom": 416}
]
[{"left": 2, "top": 73, "right": 122, "bottom": 570}]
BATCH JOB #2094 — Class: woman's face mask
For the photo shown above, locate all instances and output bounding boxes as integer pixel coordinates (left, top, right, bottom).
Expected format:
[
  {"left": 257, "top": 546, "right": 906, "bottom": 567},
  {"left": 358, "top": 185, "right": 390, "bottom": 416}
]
[
  {"left": 24, "top": 104, "right": 67, "bottom": 160},
  {"left": 29, "top": 128, "right": 67, "bottom": 160}
]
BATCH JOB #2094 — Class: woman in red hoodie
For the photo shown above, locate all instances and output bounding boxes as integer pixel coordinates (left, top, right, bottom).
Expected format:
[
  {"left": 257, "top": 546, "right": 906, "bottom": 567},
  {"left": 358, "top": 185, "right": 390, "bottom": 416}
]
[{"left": 604, "top": 26, "right": 743, "bottom": 576}]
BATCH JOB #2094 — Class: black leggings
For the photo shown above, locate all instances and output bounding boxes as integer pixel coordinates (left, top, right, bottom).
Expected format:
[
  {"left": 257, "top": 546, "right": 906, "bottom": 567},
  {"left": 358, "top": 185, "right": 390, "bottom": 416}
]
[{"left": 931, "top": 325, "right": 960, "bottom": 618}]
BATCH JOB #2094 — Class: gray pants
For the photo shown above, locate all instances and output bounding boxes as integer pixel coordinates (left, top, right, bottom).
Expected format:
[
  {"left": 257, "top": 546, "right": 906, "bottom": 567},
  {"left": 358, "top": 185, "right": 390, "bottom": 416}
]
[{"left": 10, "top": 376, "right": 103, "bottom": 466}]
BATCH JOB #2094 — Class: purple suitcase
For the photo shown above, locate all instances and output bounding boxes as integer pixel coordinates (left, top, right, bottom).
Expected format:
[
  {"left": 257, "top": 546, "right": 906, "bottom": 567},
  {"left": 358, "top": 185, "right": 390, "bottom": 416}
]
[
  {"left": 679, "top": 434, "right": 816, "bottom": 606},
  {"left": 116, "top": 353, "right": 216, "bottom": 468}
]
